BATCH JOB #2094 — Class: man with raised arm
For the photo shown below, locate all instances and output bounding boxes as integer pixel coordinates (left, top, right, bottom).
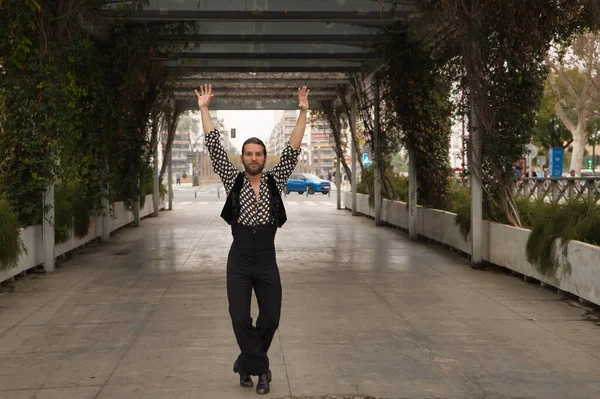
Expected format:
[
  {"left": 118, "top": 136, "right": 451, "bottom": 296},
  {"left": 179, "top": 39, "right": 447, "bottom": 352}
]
[{"left": 194, "top": 84, "right": 309, "bottom": 395}]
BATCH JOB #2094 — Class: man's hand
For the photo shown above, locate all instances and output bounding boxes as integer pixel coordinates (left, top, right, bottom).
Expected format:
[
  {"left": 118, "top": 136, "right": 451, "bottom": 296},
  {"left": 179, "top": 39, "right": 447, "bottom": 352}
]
[
  {"left": 298, "top": 86, "right": 310, "bottom": 112},
  {"left": 195, "top": 84, "right": 214, "bottom": 110}
]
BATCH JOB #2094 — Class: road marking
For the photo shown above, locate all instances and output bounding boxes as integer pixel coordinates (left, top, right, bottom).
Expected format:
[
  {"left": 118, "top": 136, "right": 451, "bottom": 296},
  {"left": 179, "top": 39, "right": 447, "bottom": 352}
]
[
  {"left": 305, "top": 201, "right": 316, "bottom": 206},
  {"left": 179, "top": 201, "right": 193, "bottom": 205}
]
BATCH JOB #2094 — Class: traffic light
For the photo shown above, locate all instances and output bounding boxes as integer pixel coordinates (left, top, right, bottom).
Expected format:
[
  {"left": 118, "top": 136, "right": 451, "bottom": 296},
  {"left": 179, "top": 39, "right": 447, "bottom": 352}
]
[
  {"left": 231, "top": 128, "right": 236, "bottom": 139},
  {"left": 588, "top": 159, "right": 593, "bottom": 170}
]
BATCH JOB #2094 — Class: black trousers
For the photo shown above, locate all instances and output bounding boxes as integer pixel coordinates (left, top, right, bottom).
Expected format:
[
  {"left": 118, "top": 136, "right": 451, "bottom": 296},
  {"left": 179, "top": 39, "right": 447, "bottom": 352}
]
[{"left": 227, "top": 224, "right": 281, "bottom": 376}]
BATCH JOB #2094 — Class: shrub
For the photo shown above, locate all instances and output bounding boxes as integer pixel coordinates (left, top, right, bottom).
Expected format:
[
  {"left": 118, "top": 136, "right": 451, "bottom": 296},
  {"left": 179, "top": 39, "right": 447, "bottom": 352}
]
[
  {"left": 54, "top": 180, "right": 91, "bottom": 244},
  {"left": 526, "top": 200, "right": 600, "bottom": 276},
  {"left": 449, "top": 182, "right": 471, "bottom": 240},
  {"left": 0, "top": 197, "right": 26, "bottom": 271},
  {"left": 357, "top": 166, "right": 409, "bottom": 207}
]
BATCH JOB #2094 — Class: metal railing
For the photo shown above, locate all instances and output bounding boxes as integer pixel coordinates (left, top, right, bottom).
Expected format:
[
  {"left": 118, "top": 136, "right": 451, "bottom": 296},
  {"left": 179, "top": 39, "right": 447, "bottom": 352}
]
[{"left": 516, "top": 177, "right": 600, "bottom": 204}]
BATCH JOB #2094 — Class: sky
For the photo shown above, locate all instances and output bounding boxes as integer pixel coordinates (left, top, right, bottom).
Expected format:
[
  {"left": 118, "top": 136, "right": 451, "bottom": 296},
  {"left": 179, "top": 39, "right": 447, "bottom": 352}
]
[{"left": 217, "top": 110, "right": 276, "bottom": 152}]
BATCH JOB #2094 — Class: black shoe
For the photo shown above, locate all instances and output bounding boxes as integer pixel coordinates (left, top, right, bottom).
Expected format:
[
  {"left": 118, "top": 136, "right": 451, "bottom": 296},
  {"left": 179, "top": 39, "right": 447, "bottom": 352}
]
[
  {"left": 233, "top": 361, "right": 253, "bottom": 388},
  {"left": 256, "top": 370, "right": 271, "bottom": 395}
]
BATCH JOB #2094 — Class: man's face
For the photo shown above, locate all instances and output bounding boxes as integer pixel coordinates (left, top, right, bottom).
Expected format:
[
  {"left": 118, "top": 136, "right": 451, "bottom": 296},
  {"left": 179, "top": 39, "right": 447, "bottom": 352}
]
[{"left": 241, "top": 143, "right": 266, "bottom": 176}]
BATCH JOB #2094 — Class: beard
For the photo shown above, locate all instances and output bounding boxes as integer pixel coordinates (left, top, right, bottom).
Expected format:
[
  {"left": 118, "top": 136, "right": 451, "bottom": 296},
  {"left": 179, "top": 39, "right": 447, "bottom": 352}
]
[{"left": 243, "top": 160, "right": 265, "bottom": 176}]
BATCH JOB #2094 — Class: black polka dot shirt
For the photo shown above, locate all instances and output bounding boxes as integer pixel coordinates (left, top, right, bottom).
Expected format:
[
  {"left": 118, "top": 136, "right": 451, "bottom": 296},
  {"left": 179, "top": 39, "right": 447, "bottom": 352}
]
[{"left": 205, "top": 129, "right": 301, "bottom": 226}]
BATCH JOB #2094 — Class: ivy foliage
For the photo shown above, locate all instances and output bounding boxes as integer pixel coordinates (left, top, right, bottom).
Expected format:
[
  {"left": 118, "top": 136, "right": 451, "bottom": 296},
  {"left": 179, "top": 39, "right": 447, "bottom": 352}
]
[
  {"left": 54, "top": 180, "right": 91, "bottom": 244},
  {"left": 0, "top": 1, "right": 179, "bottom": 232},
  {"left": 357, "top": 166, "right": 409, "bottom": 206},
  {"left": 0, "top": 197, "right": 26, "bottom": 271},
  {"left": 0, "top": 1, "right": 188, "bottom": 269},
  {"left": 426, "top": 0, "right": 597, "bottom": 227},
  {"left": 381, "top": 40, "right": 453, "bottom": 210}
]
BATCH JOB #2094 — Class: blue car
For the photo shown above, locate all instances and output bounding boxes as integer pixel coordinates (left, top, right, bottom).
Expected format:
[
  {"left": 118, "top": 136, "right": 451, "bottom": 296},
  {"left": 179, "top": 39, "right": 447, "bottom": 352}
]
[{"left": 284, "top": 173, "right": 331, "bottom": 195}]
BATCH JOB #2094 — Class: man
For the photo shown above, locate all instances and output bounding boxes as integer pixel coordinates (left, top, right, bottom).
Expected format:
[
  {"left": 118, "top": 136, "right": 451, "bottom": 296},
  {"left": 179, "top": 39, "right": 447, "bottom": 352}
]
[{"left": 194, "top": 84, "right": 309, "bottom": 395}]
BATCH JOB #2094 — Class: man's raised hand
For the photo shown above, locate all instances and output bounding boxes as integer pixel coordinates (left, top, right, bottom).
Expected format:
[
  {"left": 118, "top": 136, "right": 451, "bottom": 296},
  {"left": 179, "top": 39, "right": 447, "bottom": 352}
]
[
  {"left": 298, "top": 86, "right": 309, "bottom": 112},
  {"left": 195, "top": 84, "right": 214, "bottom": 110}
]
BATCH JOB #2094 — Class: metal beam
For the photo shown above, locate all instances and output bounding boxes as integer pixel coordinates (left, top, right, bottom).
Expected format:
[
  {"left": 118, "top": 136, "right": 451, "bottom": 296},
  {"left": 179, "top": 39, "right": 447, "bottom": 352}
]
[
  {"left": 175, "top": 72, "right": 349, "bottom": 81},
  {"left": 170, "top": 66, "right": 363, "bottom": 73},
  {"left": 103, "top": 0, "right": 418, "bottom": 13},
  {"left": 159, "top": 21, "right": 386, "bottom": 37},
  {"left": 158, "top": 34, "right": 387, "bottom": 46},
  {"left": 172, "top": 82, "right": 342, "bottom": 90},
  {"left": 176, "top": 98, "right": 325, "bottom": 111},
  {"left": 163, "top": 58, "right": 362, "bottom": 68},
  {"left": 99, "top": 10, "right": 410, "bottom": 23},
  {"left": 161, "top": 43, "right": 375, "bottom": 54},
  {"left": 174, "top": 90, "right": 337, "bottom": 98},
  {"left": 155, "top": 52, "right": 377, "bottom": 60}
]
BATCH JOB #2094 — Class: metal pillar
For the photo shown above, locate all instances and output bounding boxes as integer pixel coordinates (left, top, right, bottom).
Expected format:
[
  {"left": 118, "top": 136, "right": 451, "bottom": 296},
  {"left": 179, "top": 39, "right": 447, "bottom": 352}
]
[
  {"left": 133, "top": 201, "right": 140, "bottom": 226},
  {"left": 351, "top": 97, "right": 358, "bottom": 216},
  {"left": 408, "top": 147, "right": 418, "bottom": 240},
  {"left": 168, "top": 152, "right": 173, "bottom": 210},
  {"left": 470, "top": 104, "right": 483, "bottom": 266},
  {"left": 43, "top": 184, "right": 55, "bottom": 273},
  {"left": 153, "top": 154, "right": 159, "bottom": 217},
  {"left": 196, "top": 150, "right": 200, "bottom": 180},
  {"left": 133, "top": 178, "right": 140, "bottom": 227},
  {"left": 101, "top": 191, "right": 110, "bottom": 242},
  {"left": 373, "top": 75, "right": 383, "bottom": 226},
  {"left": 336, "top": 154, "right": 341, "bottom": 210}
]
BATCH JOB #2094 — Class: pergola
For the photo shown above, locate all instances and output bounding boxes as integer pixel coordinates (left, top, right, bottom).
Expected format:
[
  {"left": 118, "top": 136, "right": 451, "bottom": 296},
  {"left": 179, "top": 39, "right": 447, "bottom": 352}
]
[
  {"left": 98, "top": 0, "right": 424, "bottom": 110},
  {"left": 87, "top": 0, "right": 485, "bottom": 270}
]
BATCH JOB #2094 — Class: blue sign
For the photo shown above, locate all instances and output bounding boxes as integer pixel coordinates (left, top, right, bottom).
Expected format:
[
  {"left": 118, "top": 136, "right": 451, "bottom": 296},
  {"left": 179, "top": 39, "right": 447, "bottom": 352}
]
[
  {"left": 549, "top": 147, "right": 563, "bottom": 177},
  {"left": 363, "top": 153, "right": 373, "bottom": 167}
]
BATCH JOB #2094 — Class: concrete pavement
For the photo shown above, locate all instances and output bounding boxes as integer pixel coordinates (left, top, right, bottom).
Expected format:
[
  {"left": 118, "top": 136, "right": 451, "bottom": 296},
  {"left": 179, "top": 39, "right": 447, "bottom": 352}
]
[{"left": 0, "top": 190, "right": 599, "bottom": 399}]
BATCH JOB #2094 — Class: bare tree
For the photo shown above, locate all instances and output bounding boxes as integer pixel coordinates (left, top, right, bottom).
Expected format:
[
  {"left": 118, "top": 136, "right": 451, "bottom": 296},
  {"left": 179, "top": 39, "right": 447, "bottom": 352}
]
[
  {"left": 158, "top": 103, "right": 182, "bottom": 185},
  {"left": 547, "top": 31, "right": 600, "bottom": 175},
  {"left": 319, "top": 100, "right": 353, "bottom": 181}
]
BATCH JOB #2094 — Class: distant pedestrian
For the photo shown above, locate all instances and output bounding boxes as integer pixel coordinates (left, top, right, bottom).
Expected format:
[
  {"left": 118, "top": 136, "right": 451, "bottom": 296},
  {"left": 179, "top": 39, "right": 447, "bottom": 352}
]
[
  {"left": 176, "top": 172, "right": 181, "bottom": 186},
  {"left": 526, "top": 167, "right": 537, "bottom": 178},
  {"left": 182, "top": 171, "right": 187, "bottom": 183}
]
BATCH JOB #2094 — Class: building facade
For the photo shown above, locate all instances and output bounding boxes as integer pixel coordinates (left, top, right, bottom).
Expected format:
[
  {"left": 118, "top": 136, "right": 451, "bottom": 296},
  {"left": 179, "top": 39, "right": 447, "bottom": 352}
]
[
  {"left": 309, "top": 120, "right": 336, "bottom": 178},
  {"left": 268, "top": 110, "right": 312, "bottom": 173}
]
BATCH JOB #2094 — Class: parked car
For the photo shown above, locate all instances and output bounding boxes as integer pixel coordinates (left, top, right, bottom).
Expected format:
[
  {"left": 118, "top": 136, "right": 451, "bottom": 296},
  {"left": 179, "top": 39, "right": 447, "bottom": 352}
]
[{"left": 284, "top": 173, "right": 331, "bottom": 195}]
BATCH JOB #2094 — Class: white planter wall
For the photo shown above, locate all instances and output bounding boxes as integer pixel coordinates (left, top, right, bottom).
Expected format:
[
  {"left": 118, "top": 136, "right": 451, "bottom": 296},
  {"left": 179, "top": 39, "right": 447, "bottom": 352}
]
[
  {"left": 2, "top": 194, "right": 164, "bottom": 284},
  {"left": 345, "top": 192, "right": 600, "bottom": 306},
  {"left": 0, "top": 226, "right": 44, "bottom": 283}
]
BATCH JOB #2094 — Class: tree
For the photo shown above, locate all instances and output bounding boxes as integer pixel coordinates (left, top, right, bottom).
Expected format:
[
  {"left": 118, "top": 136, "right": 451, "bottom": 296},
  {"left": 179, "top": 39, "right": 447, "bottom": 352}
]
[
  {"left": 317, "top": 99, "right": 353, "bottom": 182},
  {"left": 547, "top": 31, "right": 600, "bottom": 175},
  {"left": 533, "top": 81, "right": 573, "bottom": 150},
  {"left": 432, "top": 0, "right": 595, "bottom": 227}
]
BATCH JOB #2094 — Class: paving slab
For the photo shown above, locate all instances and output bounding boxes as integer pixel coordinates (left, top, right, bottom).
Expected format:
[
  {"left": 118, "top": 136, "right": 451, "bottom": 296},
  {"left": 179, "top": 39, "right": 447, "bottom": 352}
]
[{"left": 0, "top": 192, "right": 599, "bottom": 399}]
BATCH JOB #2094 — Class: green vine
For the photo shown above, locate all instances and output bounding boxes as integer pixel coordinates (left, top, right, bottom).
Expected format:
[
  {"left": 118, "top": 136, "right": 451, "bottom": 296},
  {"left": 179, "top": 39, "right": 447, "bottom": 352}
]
[
  {"left": 430, "top": 0, "right": 596, "bottom": 227},
  {"left": 0, "top": 197, "right": 26, "bottom": 271},
  {"left": 0, "top": 1, "right": 183, "bottom": 250},
  {"left": 381, "top": 40, "right": 453, "bottom": 210}
]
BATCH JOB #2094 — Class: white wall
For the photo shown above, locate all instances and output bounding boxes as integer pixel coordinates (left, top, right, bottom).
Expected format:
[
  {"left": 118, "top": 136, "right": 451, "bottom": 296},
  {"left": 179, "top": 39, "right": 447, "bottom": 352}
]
[
  {"left": 1, "top": 194, "right": 164, "bottom": 284},
  {"left": 345, "top": 192, "right": 600, "bottom": 306}
]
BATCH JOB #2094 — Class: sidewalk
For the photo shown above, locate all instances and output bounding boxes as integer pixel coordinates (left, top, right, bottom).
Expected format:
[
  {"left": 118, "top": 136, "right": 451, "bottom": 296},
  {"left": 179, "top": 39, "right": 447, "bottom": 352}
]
[{"left": 0, "top": 200, "right": 599, "bottom": 399}]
